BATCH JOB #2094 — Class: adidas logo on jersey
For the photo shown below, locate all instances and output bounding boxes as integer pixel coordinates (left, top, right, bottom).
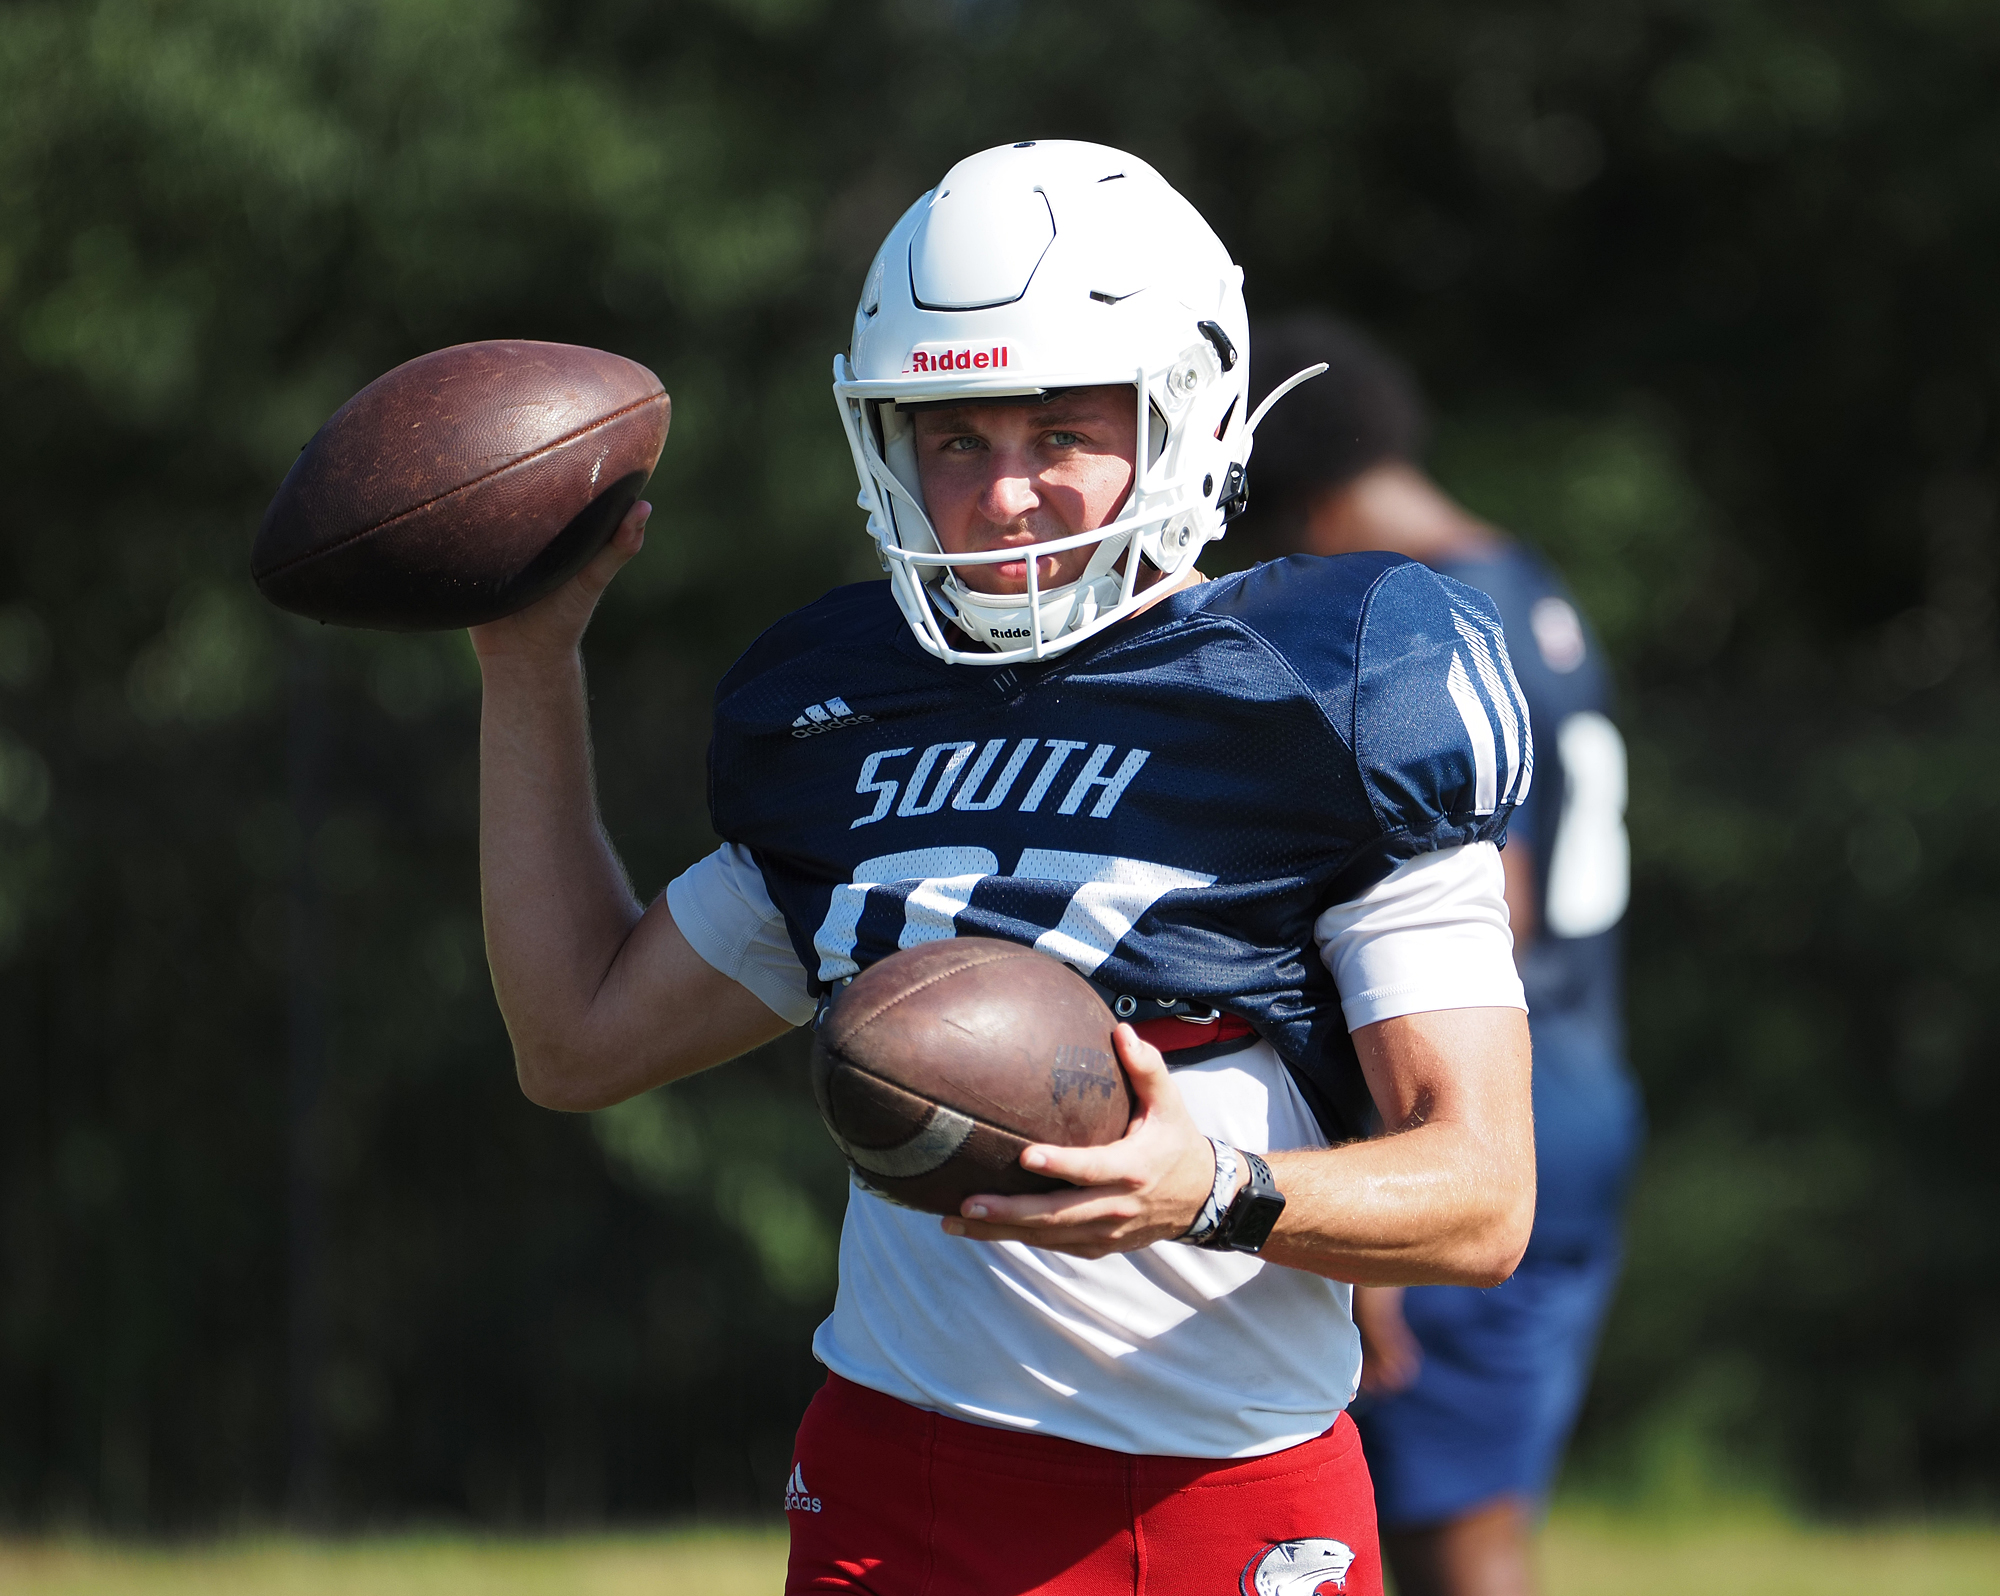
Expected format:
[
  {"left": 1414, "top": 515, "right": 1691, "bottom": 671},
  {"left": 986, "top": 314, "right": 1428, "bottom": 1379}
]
[
  {"left": 783, "top": 1463, "right": 822, "bottom": 1513},
  {"left": 792, "top": 696, "right": 873, "bottom": 738}
]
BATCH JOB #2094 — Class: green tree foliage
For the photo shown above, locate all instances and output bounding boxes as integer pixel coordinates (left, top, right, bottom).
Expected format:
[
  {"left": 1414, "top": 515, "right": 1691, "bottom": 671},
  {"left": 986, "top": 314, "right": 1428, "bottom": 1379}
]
[{"left": 0, "top": 0, "right": 1994, "bottom": 1525}]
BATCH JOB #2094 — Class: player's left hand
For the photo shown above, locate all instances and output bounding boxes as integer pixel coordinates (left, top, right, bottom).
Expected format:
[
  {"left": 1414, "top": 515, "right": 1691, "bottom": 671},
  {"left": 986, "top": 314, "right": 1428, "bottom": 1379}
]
[{"left": 942, "top": 1023, "right": 1240, "bottom": 1257}]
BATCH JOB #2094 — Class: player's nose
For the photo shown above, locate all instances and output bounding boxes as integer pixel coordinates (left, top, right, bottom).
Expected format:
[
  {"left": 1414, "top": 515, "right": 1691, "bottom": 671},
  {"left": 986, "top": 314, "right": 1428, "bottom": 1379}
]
[{"left": 977, "top": 469, "right": 1040, "bottom": 525}]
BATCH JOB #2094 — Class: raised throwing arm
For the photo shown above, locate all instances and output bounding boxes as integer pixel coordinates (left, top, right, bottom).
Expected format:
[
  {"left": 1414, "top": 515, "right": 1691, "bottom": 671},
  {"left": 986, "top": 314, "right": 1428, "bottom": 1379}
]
[{"left": 471, "top": 501, "right": 791, "bottom": 1112}]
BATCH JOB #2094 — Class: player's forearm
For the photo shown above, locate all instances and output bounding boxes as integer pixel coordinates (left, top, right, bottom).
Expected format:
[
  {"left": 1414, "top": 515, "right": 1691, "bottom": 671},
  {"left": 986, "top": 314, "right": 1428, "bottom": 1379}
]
[
  {"left": 476, "top": 646, "right": 645, "bottom": 1099},
  {"left": 1251, "top": 1004, "right": 1537, "bottom": 1285},
  {"left": 945, "top": 1009, "right": 1536, "bottom": 1273},
  {"left": 1259, "top": 1122, "right": 1535, "bottom": 1287}
]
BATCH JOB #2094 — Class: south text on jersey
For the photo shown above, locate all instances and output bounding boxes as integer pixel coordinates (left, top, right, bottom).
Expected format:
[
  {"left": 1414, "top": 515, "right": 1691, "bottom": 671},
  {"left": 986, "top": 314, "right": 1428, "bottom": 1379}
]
[{"left": 850, "top": 737, "right": 1150, "bottom": 829}]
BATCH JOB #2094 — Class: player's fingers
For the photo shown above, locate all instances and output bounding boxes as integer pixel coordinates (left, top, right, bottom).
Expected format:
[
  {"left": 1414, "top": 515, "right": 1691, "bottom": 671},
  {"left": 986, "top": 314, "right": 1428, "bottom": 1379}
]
[
  {"left": 956, "top": 1179, "right": 1142, "bottom": 1225},
  {"left": 613, "top": 497, "right": 652, "bottom": 549},
  {"left": 1111, "top": 1023, "right": 1174, "bottom": 1110},
  {"left": 578, "top": 500, "right": 651, "bottom": 590},
  {"left": 949, "top": 1207, "right": 1163, "bottom": 1257},
  {"left": 1017, "top": 1142, "right": 1142, "bottom": 1190},
  {"left": 470, "top": 503, "right": 643, "bottom": 650}
]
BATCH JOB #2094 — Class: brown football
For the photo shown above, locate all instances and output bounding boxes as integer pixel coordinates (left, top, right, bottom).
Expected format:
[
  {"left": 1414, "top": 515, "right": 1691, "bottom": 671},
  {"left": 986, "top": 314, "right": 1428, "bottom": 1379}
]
[
  {"left": 809, "top": 938, "right": 1133, "bottom": 1216},
  {"left": 251, "top": 340, "right": 670, "bottom": 630}
]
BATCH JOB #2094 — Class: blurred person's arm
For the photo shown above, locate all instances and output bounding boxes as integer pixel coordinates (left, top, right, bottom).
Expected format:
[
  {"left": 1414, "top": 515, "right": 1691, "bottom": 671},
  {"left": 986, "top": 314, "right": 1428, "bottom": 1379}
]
[
  {"left": 471, "top": 501, "right": 791, "bottom": 1112},
  {"left": 1502, "top": 837, "right": 1536, "bottom": 953},
  {"left": 1353, "top": 1284, "right": 1423, "bottom": 1393}
]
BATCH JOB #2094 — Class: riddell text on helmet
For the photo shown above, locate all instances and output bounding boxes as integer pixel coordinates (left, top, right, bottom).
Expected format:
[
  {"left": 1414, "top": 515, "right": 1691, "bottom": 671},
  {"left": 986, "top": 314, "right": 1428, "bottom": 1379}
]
[{"left": 904, "top": 342, "right": 1010, "bottom": 373}]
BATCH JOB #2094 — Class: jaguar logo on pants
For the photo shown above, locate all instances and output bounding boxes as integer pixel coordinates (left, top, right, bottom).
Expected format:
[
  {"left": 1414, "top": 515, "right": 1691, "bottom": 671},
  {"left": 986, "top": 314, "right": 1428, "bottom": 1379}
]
[{"left": 1242, "top": 1537, "right": 1356, "bottom": 1596}]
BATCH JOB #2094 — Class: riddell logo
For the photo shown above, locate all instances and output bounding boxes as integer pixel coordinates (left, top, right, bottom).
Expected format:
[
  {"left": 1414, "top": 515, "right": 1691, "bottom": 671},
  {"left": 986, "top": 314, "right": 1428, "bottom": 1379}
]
[
  {"left": 992, "top": 627, "right": 1032, "bottom": 639},
  {"left": 904, "top": 343, "right": 1010, "bottom": 374}
]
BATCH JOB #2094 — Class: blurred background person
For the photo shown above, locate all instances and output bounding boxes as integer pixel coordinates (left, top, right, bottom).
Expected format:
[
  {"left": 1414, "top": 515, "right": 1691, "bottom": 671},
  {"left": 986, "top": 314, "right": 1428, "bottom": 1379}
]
[{"left": 1241, "top": 316, "right": 1646, "bottom": 1596}]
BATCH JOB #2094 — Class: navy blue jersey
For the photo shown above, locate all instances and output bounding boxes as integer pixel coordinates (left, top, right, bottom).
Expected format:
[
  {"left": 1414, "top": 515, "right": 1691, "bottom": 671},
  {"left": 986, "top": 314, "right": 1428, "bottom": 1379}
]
[
  {"left": 1435, "top": 545, "right": 1640, "bottom": 1247},
  {"left": 706, "top": 552, "right": 1531, "bottom": 1139},
  {"left": 1432, "top": 548, "right": 1621, "bottom": 1054}
]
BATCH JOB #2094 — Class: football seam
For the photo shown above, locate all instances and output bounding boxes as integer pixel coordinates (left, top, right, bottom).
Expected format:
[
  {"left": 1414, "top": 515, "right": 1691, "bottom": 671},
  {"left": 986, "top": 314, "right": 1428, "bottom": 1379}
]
[
  {"left": 253, "top": 388, "right": 669, "bottom": 581},
  {"left": 828, "top": 945, "right": 1051, "bottom": 1045},
  {"left": 822, "top": 1055, "right": 1060, "bottom": 1155}
]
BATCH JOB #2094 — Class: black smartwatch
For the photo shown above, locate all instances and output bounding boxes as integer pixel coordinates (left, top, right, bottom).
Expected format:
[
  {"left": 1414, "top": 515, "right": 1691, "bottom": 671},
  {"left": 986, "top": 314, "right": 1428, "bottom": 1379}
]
[{"left": 1200, "top": 1149, "right": 1286, "bottom": 1254}]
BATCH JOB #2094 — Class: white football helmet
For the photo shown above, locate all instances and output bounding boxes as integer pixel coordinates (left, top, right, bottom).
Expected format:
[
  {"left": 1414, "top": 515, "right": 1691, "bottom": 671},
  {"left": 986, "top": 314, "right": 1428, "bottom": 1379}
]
[{"left": 833, "top": 140, "right": 1321, "bottom": 665}]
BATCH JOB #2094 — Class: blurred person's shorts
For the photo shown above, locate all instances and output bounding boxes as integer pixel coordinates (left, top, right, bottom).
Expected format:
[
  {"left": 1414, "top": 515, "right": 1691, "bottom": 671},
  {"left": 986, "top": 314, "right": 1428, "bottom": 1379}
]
[
  {"left": 1354, "top": 1023, "right": 1641, "bottom": 1528},
  {"left": 1353, "top": 1233, "right": 1625, "bottom": 1528}
]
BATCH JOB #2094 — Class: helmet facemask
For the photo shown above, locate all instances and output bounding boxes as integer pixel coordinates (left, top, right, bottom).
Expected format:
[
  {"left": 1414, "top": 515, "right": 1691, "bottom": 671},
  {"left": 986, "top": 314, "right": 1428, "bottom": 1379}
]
[{"left": 839, "top": 378, "right": 1204, "bottom": 661}]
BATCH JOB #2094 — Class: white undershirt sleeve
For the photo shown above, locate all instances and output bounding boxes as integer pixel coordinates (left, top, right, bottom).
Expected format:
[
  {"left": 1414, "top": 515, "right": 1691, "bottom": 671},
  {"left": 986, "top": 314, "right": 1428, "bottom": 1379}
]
[
  {"left": 670, "top": 840, "right": 1518, "bottom": 1037},
  {"left": 1314, "top": 841, "right": 1526, "bottom": 1032},
  {"left": 664, "top": 843, "right": 817, "bottom": 1027}
]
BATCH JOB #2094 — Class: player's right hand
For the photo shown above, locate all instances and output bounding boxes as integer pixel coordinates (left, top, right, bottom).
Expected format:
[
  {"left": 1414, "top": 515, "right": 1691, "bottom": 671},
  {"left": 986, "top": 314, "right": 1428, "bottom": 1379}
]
[
  {"left": 943, "top": 1024, "right": 1226, "bottom": 1258},
  {"left": 469, "top": 499, "right": 651, "bottom": 665}
]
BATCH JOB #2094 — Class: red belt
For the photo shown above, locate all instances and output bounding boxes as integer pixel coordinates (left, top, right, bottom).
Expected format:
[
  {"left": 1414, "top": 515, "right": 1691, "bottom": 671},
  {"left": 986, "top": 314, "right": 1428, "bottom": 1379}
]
[{"left": 1130, "top": 1012, "right": 1255, "bottom": 1055}]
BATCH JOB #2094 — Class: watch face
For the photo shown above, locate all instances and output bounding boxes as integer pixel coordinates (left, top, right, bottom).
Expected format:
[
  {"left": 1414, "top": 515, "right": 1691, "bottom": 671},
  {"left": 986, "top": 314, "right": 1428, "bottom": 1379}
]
[
  {"left": 1202, "top": 1150, "right": 1286, "bottom": 1253},
  {"left": 1224, "top": 1192, "right": 1285, "bottom": 1253}
]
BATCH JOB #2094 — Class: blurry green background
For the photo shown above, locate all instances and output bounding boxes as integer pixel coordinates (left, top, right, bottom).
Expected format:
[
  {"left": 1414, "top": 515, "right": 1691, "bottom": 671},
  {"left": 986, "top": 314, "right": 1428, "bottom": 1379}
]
[{"left": 1, "top": 0, "right": 1995, "bottom": 1533}]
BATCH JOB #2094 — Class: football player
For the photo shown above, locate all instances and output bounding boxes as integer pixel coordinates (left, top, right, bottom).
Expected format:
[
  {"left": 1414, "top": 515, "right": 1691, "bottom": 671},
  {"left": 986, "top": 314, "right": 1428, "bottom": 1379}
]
[
  {"left": 473, "top": 143, "right": 1539, "bottom": 1596},
  {"left": 1241, "top": 314, "right": 1644, "bottom": 1596}
]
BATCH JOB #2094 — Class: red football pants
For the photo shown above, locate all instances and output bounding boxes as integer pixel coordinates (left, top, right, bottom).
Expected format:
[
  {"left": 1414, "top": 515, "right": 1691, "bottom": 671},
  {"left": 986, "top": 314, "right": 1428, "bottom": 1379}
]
[{"left": 785, "top": 1373, "right": 1382, "bottom": 1596}]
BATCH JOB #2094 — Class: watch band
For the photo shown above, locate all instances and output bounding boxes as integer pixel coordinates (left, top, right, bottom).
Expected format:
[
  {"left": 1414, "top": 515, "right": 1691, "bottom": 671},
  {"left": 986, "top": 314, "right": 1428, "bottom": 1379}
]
[
  {"left": 1200, "top": 1148, "right": 1286, "bottom": 1254},
  {"left": 1179, "top": 1137, "right": 1239, "bottom": 1246}
]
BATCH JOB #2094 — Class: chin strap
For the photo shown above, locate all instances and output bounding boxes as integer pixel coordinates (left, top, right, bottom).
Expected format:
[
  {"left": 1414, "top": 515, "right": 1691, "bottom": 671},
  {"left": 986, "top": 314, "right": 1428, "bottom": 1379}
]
[
  {"left": 946, "top": 567, "right": 1125, "bottom": 651},
  {"left": 939, "top": 517, "right": 1135, "bottom": 653}
]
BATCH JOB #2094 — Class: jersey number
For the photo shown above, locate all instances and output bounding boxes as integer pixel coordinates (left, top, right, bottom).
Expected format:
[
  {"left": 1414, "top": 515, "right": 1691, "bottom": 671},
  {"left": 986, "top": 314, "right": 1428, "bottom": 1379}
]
[
  {"left": 1542, "top": 710, "right": 1629, "bottom": 938},
  {"left": 813, "top": 847, "right": 1216, "bottom": 983}
]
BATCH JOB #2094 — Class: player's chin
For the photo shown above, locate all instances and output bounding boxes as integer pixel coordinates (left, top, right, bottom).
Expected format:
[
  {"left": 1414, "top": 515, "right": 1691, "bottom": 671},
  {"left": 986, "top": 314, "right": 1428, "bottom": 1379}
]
[
  {"left": 949, "top": 553, "right": 1085, "bottom": 593},
  {"left": 949, "top": 566, "right": 1031, "bottom": 595}
]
